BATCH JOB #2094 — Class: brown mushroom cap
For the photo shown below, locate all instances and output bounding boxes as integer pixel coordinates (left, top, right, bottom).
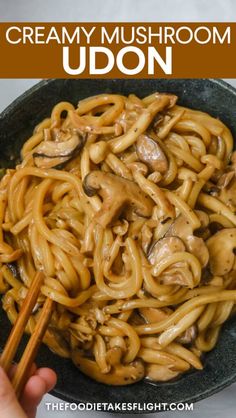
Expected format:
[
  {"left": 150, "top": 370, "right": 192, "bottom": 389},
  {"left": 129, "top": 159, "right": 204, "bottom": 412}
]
[
  {"left": 136, "top": 134, "right": 168, "bottom": 173},
  {"left": 206, "top": 228, "right": 236, "bottom": 275},
  {"left": 83, "top": 171, "right": 154, "bottom": 227},
  {"left": 166, "top": 212, "right": 209, "bottom": 267},
  {"left": 33, "top": 130, "right": 85, "bottom": 168}
]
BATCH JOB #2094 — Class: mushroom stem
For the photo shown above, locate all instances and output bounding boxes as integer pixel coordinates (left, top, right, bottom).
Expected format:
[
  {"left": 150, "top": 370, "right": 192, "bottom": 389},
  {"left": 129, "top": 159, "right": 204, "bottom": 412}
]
[
  {"left": 133, "top": 171, "right": 175, "bottom": 221},
  {"left": 187, "top": 155, "right": 222, "bottom": 209}
]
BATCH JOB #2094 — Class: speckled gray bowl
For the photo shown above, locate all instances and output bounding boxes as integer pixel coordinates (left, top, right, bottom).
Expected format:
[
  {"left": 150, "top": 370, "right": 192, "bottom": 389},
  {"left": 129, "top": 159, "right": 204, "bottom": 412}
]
[{"left": 1, "top": 79, "right": 236, "bottom": 412}]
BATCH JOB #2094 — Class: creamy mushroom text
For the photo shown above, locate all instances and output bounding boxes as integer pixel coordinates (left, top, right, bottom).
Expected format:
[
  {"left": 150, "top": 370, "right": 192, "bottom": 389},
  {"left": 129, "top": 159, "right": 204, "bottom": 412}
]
[{"left": 0, "top": 92, "right": 236, "bottom": 385}]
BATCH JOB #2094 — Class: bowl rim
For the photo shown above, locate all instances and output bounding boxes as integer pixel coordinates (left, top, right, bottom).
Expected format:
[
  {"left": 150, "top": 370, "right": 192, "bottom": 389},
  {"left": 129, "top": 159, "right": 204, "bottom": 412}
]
[{"left": 1, "top": 78, "right": 236, "bottom": 120}]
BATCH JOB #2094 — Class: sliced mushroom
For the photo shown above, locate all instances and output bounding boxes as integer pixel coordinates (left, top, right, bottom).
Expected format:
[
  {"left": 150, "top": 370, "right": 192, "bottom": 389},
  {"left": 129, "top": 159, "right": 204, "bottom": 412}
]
[
  {"left": 148, "top": 237, "right": 193, "bottom": 287},
  {"left": 33, "top": 130, "right": 85, "bottom": 168},
  {"left": 159, "top": 263, "right": 194, "bottom": 288},
  {"left": 83, "top": 171, "right": 154, "bottom": 227},
  {"left": 136, "top": 134, "right": 168, "bottom": 173},
  {"left": 206, "top": 228, "right": 236, "bottom": 275},
  {"left": 166, "top": 212, "right": 209, "bottom": 267},
  {"left": 148, "top": 236, "right": 185, "bottom": 265},
  {"left": 185, "top": 236, "right": 209, "bottom": 268},
  {"left": 176, "top": 325, "right": 197, "bottom": 345},
  {"left": 166, "top": 214, "right": 192, "bottom": 238}
]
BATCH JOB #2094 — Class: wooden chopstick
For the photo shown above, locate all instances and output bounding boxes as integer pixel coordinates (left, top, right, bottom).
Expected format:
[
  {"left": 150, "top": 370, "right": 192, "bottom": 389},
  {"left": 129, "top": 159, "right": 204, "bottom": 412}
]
[
  {"left": 0, "top": 271, "right": 54, "bottom": 398},
  {"left": 0, "top": 272, "right": 45, "bottom": 373},
  {"left": 12, "top": 297, "right": 54, "bottom": 398}
]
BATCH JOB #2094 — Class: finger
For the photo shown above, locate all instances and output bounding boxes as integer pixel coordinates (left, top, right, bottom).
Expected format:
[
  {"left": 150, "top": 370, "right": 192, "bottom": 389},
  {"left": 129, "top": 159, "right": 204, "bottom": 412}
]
[
  {"left": 20, "top": 368, "right": 57, "bottom": 417},
  {"left": 34, "top": 368, "right": 57, "bottom": 392},
  {"left": 8, "top": 362, "right": 37, "bottom": 380},
  {"left": 20, "top": 375, "right": 47, "bottom": 418},
  {"left": 0, "top": 366, "right": 27, "bottom": 418}
]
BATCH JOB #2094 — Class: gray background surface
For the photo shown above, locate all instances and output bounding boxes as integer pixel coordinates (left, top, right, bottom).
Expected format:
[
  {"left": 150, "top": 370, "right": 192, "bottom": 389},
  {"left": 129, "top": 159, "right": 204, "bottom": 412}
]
[{"left": 0, "top": 1, "right": 236, "bottom": 417}]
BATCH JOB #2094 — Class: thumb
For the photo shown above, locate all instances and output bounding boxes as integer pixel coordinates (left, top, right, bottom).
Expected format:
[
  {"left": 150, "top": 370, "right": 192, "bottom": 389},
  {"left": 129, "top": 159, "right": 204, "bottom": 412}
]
[{"left": 0, "top": 366, "right": 27, "bottom": 418}]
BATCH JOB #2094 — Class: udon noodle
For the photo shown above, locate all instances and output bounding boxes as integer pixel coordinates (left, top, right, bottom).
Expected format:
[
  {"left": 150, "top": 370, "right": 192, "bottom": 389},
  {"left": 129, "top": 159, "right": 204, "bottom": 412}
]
[{"left": 1, "top": 91, "right": 236, "bottom": 385}]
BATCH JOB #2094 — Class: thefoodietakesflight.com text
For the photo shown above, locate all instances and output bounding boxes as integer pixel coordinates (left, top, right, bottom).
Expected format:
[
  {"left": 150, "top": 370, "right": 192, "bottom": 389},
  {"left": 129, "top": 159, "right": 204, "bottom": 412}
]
[{"left": 45, "top": 400, "right": 194, "bottom": 412}]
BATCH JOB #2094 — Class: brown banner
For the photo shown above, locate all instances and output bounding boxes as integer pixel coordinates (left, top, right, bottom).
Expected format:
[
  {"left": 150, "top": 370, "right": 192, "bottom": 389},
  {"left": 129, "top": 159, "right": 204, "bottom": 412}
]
[{"left": 0, "top": 23, "right": 235, "bottom": 78}]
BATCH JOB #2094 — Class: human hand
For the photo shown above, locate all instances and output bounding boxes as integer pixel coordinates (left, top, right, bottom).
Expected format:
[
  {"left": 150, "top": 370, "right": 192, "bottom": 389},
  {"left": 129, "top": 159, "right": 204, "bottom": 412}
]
[{"left": 0, "top": 365, "right": 57, "bottom": 418}]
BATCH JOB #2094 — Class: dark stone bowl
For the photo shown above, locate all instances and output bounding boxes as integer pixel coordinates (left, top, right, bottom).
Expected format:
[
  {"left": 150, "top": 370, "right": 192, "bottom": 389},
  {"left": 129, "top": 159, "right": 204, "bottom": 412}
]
[{"left": 1, "top": 79, "right": 236, "bottom": 411}]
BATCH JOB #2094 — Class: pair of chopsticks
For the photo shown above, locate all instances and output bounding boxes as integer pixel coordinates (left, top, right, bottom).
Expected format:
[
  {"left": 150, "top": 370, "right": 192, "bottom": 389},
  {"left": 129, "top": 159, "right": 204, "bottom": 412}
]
[{"left": 0, "top": 272, "right": 54, "bottom": 398}]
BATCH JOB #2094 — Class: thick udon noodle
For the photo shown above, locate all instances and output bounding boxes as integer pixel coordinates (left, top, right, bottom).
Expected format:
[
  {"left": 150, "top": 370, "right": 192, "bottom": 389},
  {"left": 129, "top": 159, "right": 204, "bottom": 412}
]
[{"left": 1, "top": 92, "right": 236, "bottom": 385}]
